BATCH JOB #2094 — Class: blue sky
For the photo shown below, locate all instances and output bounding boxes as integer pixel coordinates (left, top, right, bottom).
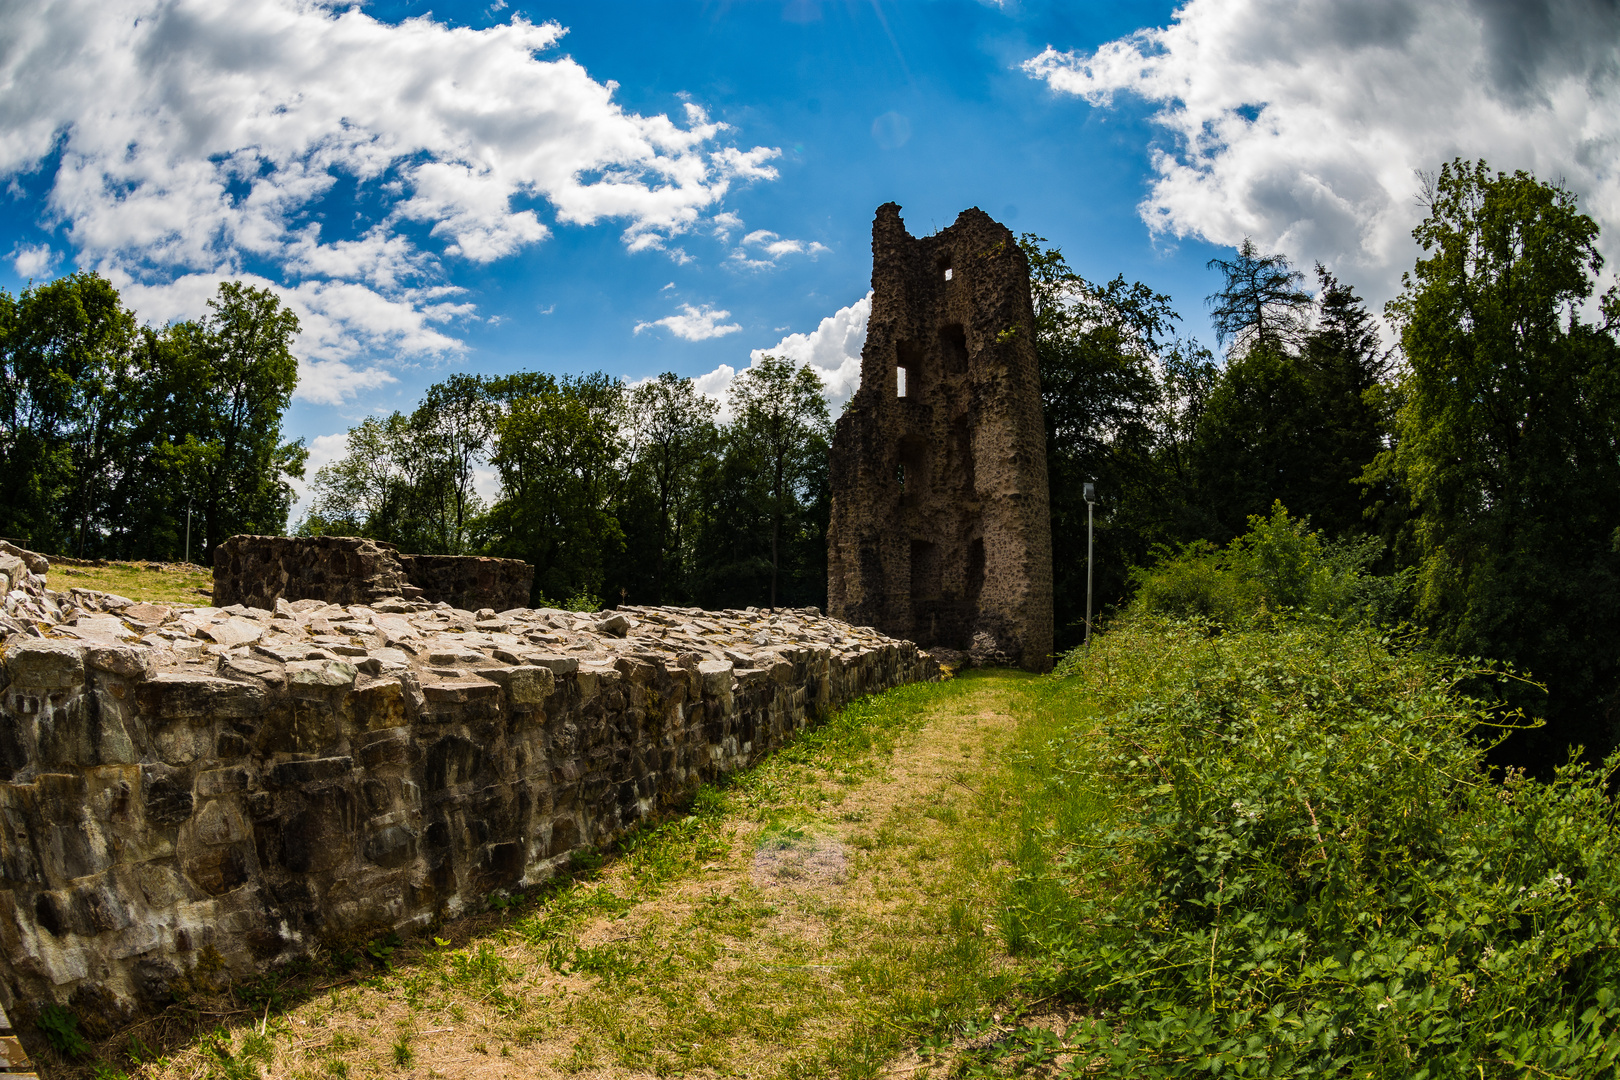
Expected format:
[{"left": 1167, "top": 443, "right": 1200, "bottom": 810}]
[{"left": 4, "top": 0, "right": 1618, "bottom": 508}]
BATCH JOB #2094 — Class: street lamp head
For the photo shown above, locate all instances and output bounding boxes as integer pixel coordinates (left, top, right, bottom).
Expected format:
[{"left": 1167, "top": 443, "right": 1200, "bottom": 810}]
[{"left": 1083, "top": 482, "right": 1095, "bottom": 503}]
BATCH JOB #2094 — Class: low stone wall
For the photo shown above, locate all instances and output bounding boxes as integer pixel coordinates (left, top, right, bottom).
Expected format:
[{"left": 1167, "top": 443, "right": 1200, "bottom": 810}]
[
  {"left": 213, "top": 536, "right": 534, "bottom": 612},
  {"left": 397, "top": 554, "right": 535, "bottom": 615},
  {"left": 212, "top": 536, "right": 409, "bottom": 610},
  {"left": 0, "top": 585, "right": 936, "bottom": 1029}
]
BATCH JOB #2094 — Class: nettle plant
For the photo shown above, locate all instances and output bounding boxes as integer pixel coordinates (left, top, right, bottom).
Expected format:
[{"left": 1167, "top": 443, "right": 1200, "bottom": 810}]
[{"left": 1001, "top": 618, "right": 1620, "bottom": 1078}]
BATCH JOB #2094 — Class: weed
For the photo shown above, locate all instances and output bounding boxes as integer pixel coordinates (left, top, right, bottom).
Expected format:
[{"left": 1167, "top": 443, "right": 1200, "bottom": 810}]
[
  {"left": 567, "top": 847, "right": 603, "bottom": 875},
  {"left": 757, "top": 821, "right": 809, "bottom": 849},
  {"left": 36, "top": 1004, "right": 91, "bottom": 1057},
  {"left": 390, "top": 1034, "right": 413, "bottom": 1068}
]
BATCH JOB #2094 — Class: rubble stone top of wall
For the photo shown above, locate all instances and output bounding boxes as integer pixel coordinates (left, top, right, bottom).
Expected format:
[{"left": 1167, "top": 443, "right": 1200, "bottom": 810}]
[{"left": 2, "top": 543, "right": 907, "bottom": 708}]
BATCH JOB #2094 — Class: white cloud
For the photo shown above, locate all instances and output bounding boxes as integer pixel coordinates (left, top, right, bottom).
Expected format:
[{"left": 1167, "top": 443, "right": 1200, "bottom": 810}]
[
  {"left": 690, "top": 291, "right": 871, "bottom": 418},
  {"left": 634, "top": 302, "right": 742, "bottom": 341},
  {"left": 1024, "top": 0, "right": 1620, "bottom": 305},
  {"left": 0, "top": 0, "right": 779, "bottom": 401},
  {"left": 750, "top": 291, "right": 869, "bottom": 408},
  {"left": 9, "top": 242, "right": 56, "bottom": 278},
  {"left": 693, "top": 363, "right": 737, "bottom": 401},
  {"left": 729, "top": 229, "right": 832, "bottom": 270}
]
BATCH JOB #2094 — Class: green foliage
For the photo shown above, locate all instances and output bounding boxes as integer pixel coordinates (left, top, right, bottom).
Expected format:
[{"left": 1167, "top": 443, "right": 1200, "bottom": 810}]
[
  {"left": 1193, "top": 261, "right": 1393, "bottom": 543},
  {"left": 482, "top": 371, "right": 628, "bottom": 603},
  {"left": 1021, "top": 233, "right": 1394, "bottom": 646},
  {"left": 162, "top": 282, "right": 306, "bottom": 558},
  {"left": 694, "top": 354, "right": 831, "bottom": 610},
  {"left": 1388, "top": 158, "right": 1620, "bottom": 767},
  {"left": 1131, "top": 502, "right": 1411, "bottom": 627},
  {"left": 619, "top": 371, "right": 720, "bottom": 604},
  {"left": 1021, "top": 233, "right": 1202, "bottom": 646},
  {"left": 535, "top": 589, "right": 603, "bottom": 612},
  {"left": 36, "top": 1003, "right": 91, "bottom": 1057},
  {"left": 996, "top": 617, "right": 1620, "bottom": 1077},
  {"left": 301, "top": 373, "right": 490, "bottom": 555},
  {"left": 0, "top": 273, "right": 306, "bottom": 559}
]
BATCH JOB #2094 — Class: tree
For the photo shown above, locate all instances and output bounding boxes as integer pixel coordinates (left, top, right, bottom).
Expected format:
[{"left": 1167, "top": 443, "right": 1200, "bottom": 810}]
[
  {"left": 416, "top": 374, "right": 491, "bottom": 555},
  {"left": 1192, "top": 252, "right": 1392, "bottom": 542},
  {"left": 165, "top": 282, "right": 306, "bottom": 557},
  {"left": 623, "top": 373, "right": 718, "bottom": 604},
  {"left": 727, "top": 356, "right": 830, "bottom": 609},
  {"left": 1299, "top": 267, "right": 1398, "bottom": 546},
  {"left": 1021, "top": 234, "right": 1193, "bottom": 643},
  {"left": 1205, "top": 237, "right": 1313, "bottom": 357},
  {"left": 0, "top": 272, "right": 139, "bottom": 553},
  {"left": 484, "top": 372, "right": 628, "bottom": 605},
  {"left": 1389, "top": 159, "right": 1620, "bottom": 767}
]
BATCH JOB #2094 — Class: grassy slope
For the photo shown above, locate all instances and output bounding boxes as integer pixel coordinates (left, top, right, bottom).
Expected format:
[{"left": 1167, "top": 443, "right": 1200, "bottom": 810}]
[{"left": 46, "top": 562, "right": 213, "bottom": 605}]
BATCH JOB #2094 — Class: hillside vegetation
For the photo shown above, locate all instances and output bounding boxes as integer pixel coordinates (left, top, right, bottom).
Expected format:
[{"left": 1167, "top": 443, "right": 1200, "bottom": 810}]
[{"left": 986, "top": 615, "right": 1620, "bottom": 1077}]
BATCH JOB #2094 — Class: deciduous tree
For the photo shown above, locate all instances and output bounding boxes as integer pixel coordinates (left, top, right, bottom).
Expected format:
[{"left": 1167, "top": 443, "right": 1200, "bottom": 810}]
[{"left": 1389, "top": 159, "right": 1620, "bottom": 765}]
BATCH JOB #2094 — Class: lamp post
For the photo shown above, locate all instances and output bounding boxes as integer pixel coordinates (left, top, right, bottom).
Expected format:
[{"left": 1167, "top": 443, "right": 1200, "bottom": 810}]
[
  {"left": 184, "top": 497, "right": 193, "bottom": 567},
  {"left": 1083, "top": 482, "right": 1096, "bottom": 646}
]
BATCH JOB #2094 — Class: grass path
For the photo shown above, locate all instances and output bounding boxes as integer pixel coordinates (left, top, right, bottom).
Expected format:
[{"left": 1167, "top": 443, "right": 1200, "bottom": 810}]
[{"left": 117, "top": 670, "right": 1050, "bottom": 1080}]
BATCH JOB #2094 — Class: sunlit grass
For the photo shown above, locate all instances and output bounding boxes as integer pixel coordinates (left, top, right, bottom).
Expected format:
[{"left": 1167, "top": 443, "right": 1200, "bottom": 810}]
[{"left": 48, "top": 561, "right": 212, "bottom": 605}]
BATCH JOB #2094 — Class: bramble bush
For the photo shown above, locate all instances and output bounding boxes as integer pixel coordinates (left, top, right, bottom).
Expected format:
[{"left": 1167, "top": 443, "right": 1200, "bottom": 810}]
[
  {"left": 1130, "top": 502, "right": 1412, "bottom": 628},
  {"left": 993, "top": 617, "right": 1620, "bottom": 1077}
]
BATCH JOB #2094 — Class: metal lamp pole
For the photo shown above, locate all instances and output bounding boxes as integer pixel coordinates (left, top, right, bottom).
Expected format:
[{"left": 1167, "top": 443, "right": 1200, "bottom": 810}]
[
  {"left": 1083, "top": 482, "right": 1096, "bottom": 646},
  {"left": 184, "top": 498, "right": 193, "bottom": 566}
]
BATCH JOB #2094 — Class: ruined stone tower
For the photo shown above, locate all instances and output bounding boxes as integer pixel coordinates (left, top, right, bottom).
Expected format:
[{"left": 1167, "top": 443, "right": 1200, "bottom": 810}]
[{"left": 827, "top": 204, "right": 1053, "bottom": 671}]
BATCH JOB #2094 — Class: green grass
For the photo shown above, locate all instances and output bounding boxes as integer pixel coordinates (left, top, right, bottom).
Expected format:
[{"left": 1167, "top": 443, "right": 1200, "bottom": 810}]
[{"left": 48, "top": 561, "right": 213, "bottom": 605}]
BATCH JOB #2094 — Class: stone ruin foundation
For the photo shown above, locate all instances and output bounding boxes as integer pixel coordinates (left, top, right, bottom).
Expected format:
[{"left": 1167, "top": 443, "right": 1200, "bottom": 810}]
[
  {"left": 828, "top": 204, "right": 1054, "bottom": 671},
  {"left": 0, "top": 540, "right": 937, "bottom": 1036},
  {"left": 214, "top": 534, "right": 535, "bottom": 614}
]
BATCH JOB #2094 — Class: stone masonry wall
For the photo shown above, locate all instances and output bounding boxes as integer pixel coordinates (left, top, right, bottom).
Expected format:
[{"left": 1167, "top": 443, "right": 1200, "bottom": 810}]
[
  {"left": 397, "top": 555, "right": 536, "bottom": 616},
  {"left": 213, "top": 536, "right": 535, "bottom": 613},
  {"left": 0, "top": 564, "right": 935, "bottom": 1029},
  {"left": 827, "top": 205, "right": 1053, "bottom": 671}
]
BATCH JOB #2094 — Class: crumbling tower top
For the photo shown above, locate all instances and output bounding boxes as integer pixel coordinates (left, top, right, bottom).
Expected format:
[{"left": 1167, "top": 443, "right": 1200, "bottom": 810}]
[{"left": 827, "top": 204, "right": 1052, "bottom": 671}]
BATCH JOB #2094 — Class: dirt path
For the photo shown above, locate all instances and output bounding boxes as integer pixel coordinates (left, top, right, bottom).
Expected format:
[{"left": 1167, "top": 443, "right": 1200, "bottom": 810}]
[{"left": 131, "top": 671, "right": 1038, "bottom": 1080}]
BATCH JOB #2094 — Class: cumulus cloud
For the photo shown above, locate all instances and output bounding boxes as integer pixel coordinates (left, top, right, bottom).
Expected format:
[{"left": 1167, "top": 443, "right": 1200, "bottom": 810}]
[
  {"left": 690, "top": 291, "right": 871, "bottom": 417},
  {"left": 1024, "top": 0, "right": 1620, "bottom": 303},
  {"left": 634, "top": 303, "right": 742, "bottom": 341},
  {"left": 0, "top": 0, "right": 779, "bottom": 401},
  {"left": 9, "top": 242, "right": 56, "bottom": 279}
]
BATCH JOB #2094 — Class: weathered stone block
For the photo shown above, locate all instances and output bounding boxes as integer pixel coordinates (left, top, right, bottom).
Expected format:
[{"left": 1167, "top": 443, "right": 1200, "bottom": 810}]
[{"left": 7, "top": 640, "right": 87, "bottom": 690}]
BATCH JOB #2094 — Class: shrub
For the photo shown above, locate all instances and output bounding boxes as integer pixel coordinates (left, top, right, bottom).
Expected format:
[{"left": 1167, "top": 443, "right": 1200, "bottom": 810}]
[
  {"left": 1130, "top": 502, "right": 1411, "bottom": 627},
  {"left": 998, "top": 618, "right": 1620, "bottom": 1077}
]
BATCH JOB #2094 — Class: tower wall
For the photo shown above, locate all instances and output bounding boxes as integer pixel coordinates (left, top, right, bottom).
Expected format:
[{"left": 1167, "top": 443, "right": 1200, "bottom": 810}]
[{"left": 828, "top": 204, "right": 1053, "bottom": 671}]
